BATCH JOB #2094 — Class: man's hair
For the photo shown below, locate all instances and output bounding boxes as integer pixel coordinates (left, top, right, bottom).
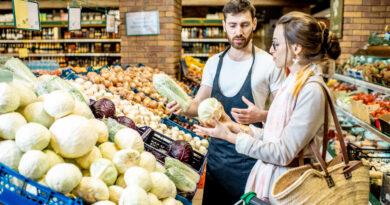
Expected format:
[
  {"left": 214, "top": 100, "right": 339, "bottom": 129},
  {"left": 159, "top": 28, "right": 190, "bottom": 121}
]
[{"left": 223, "top": 0, "right": 256, "bottom": 19}]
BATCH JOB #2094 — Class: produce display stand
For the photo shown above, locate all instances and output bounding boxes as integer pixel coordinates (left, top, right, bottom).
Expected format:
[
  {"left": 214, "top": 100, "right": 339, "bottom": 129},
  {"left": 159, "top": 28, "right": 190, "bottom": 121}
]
[
  {"left": 0, "top": 163, "right": 83, "bottom": 205},
  {"left": 0, "top": 162, "right": 192, "bottom": 205}
]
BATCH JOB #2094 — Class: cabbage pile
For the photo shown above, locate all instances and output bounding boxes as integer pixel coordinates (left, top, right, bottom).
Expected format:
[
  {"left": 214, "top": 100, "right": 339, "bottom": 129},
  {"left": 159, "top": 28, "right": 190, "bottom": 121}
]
[{"left": 0, "top": 58, "right": 184, "bottom": 205}]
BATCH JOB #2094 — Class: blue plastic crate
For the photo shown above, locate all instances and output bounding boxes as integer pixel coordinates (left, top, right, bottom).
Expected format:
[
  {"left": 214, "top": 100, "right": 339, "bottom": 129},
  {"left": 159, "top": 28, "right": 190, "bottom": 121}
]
[
  {"left": 0, "top": 163, "right": 83, "bottom": 205},
  {"left": 176, "top": 194, "right": 192, "bottom": 205}
]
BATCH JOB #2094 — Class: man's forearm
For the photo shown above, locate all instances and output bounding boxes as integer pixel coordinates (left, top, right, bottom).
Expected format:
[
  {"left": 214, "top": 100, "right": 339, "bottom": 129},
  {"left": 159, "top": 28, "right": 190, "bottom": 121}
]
[{"left": 183, "top": 100, "right": 199, "bottom": 117}]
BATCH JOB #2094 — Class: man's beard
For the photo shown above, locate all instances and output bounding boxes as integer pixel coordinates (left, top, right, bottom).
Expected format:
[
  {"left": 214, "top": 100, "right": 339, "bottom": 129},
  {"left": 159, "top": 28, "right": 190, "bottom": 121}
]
[{"left": 227, "top": 31, "right": 253, "bottom": 49}]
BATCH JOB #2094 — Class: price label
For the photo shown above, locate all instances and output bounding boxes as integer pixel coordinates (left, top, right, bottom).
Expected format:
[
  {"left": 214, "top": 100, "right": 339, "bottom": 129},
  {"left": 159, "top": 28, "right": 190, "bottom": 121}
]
[
  {"left": 68, "top": 7, "right": 81, "bottom": 31},
  {"left": 13, "top": 0, "right": 40, "bottom": 30},
  {"left": 18, "top": 48, "right": 29, "bottom": 58}
]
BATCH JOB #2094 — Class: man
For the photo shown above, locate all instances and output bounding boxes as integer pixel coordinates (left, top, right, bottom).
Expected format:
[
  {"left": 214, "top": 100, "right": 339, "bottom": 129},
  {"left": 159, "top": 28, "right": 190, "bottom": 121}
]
[{"left": 168, "top": 0, "right": 283, "bottom": 204}]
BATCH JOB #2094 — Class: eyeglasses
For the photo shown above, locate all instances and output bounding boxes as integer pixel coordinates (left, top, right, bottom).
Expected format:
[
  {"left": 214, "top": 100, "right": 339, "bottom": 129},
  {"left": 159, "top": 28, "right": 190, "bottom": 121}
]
[{"left": 272, "top": 41, "right": 279, "bottom": 51}]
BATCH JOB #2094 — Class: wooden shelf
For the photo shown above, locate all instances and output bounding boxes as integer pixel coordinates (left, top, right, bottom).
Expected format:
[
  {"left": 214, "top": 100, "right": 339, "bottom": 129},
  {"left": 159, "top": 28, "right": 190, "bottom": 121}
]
[
  {"left": 333, "top": 74, "right": 390, "bottom": 95},
  {"left": 2, "top": 53, "right": 121, "bottom": 57},
  {"left": 182, "top": 38, "right": 228, "bottom": 43},
  {"left": 0, "top": 0, "right": 119, "bottom": 10},
  {"left": 0, "top": 21, "right": 107, "bottom": 28},
  {"left": 182, "top": 53, "right": 210, "bottom": 57},
  {"left": 354, "top": 45, "right": 390, "bottom": 58},
  {"left": 0, "top": 39, "right": 121, "bottom": 43},
  {"left": 182, "top": 0, "right": 311, "bottom": 6},
  {"left": 182, "top": 18, "right": 223, "bottom": 27}
]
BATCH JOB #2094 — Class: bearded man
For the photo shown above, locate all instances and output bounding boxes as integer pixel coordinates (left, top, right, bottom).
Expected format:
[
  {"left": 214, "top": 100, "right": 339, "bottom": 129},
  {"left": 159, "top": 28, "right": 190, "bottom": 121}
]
[{"left": 167, "top": 0, "right": 284, "bottom": 204}]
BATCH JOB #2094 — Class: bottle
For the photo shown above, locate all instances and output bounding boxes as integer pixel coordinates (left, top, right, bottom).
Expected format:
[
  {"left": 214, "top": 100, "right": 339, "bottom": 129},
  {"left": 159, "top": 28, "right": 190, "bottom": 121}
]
[{"left": 115, "top": 43, "right": 120, "bottom": 53}]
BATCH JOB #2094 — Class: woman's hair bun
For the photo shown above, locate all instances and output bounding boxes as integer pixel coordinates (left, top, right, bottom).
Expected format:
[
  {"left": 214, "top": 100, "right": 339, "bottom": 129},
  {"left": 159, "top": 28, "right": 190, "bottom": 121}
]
[{"left": 321, "top": 27, "right": 341, "bottom": 60}]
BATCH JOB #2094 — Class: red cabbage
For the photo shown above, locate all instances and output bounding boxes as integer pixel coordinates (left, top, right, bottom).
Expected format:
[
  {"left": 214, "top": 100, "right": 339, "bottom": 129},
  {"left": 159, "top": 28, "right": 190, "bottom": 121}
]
[
  {"left": 116, "top": 116, "right": 137, "bottom": 130},
  {"left": 168, "top": 140, "right": 193, "bottom": 164},
  {"left": 91, "top": 98, "right": 116, "bottom": 119}
]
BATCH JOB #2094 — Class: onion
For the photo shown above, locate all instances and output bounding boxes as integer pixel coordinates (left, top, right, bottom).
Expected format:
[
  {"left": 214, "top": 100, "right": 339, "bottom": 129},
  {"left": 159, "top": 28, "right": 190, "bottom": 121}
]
[{"left": 149, "top": 101, "right": 158, "bottom": 109}]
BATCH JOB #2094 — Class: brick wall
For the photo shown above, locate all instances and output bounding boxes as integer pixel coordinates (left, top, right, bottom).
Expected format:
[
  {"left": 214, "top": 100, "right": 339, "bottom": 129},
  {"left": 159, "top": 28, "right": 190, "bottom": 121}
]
[
  {"left": 339, "top": 0, "right": 390, "bottom": 61},
  {"left": 119, "top": 0, "right": 182, "bottom": 75}
]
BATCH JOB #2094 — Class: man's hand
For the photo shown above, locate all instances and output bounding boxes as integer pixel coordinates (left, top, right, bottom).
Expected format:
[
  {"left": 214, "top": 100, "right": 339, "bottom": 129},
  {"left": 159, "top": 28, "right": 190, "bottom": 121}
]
[
  {"left": 231, "top": 96, "right": 266, "bottom": 124},
  {"left": 166, "top": 101, "right": 182, "bottom": 115}
]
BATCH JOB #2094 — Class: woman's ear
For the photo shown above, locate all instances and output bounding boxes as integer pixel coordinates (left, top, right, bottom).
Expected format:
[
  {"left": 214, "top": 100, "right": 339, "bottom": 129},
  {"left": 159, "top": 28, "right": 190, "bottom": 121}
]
[{"left": 292, "top": 44, "right": 302, "bottom": 56}]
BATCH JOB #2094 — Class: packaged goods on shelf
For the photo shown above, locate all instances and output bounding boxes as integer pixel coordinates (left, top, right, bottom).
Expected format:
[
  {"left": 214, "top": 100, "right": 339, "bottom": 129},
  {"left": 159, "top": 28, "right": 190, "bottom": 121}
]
[{"left": 328, "top": 38, "right": 390, "bottom": 201}]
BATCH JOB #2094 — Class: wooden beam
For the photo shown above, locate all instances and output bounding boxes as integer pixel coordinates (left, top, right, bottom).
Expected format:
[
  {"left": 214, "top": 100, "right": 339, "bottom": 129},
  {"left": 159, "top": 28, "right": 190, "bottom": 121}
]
[
  {"left": 0, "top": 0, "right": 119, "bottom": 10},
  {"left": 183, "top": 0, "right": 312, "bottom": 6}
]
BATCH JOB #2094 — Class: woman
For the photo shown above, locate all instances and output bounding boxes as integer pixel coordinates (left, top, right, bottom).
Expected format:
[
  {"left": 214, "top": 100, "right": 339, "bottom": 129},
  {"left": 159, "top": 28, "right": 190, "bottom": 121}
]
[{"left": 194, "top": 11, "right": 341, "bottom": 204}]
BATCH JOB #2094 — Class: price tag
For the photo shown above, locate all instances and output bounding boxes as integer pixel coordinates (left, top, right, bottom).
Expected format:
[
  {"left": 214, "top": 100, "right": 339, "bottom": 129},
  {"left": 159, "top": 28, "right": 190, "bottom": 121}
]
[
  {"left": 13, "top": 0, "right": 40, "bottom": 30},
  {"left": 106, "top": 14, "right": 115, "bottom": 33},
  {"left": 68, "top": 7, "right": 81, "bottom": 31},
  {"left": 18, "top": 48, "right": 29, "bottom": 58}
]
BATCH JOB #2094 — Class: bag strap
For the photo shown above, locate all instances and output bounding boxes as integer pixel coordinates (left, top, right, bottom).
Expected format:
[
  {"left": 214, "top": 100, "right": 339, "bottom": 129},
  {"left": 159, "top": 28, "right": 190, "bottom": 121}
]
[
  {"left": 294, "top": 76, "right": 362, "bottom": 185},
  {"left": 322, "top": 93, "right": 329, "bottom": 160},
  {"left": 312, "top": 81, "right": 349, "bottom": 165}
]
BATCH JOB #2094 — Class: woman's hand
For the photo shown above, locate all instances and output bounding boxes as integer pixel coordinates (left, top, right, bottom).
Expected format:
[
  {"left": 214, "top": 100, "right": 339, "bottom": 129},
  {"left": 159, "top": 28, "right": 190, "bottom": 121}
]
[
  {"left": 194, "top": 119, "right": 237, "bottom": 144},
  {"left": 204, "top": 112, "right": 241, "bottom": 134}
]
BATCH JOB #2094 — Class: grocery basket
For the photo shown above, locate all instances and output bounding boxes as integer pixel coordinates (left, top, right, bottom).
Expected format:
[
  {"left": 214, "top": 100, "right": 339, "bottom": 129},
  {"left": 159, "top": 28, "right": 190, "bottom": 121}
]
[
  {"left": 139, "top": 126, "right": 207, "bottom": 174},
  {"left": 138, "top": 127, "right": 207, "bottom": 200},
  {"left": 0, "top": 163, "right": 83, "bottom": 205}
]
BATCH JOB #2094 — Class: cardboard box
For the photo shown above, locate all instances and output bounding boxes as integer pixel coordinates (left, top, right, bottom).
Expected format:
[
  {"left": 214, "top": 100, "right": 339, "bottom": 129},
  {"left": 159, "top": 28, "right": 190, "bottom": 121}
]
[
  {"left": 351, "top": 99, "right": 380, "bottom": 124},
  {"left": 379, "top": 114, "right": 390, "bottom": 137}
]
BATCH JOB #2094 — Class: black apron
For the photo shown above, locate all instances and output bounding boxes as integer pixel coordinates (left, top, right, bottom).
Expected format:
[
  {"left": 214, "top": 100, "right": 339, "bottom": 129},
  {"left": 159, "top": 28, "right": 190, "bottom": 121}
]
[{"left": 202, "top": 45, "right": 259, "bottom": 205}]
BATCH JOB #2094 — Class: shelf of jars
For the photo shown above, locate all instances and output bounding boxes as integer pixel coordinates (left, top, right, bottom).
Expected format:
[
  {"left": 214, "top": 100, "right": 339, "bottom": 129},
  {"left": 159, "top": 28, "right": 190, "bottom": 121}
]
[
  {"left": 0, "top": 21, "right": 107, "bottom": 28},
  {"left": 2, "top": 53, "right": 121, "bottom": 57},
  {"left": 182, "top": 38, "right": 228, "bottom": 43},
  {"left": 0, "top": 39, "right": 121, "bottom": 43},
  {"left": 182, "top": 53, "right": 210, "bottom": 57},
  {"left": 181, "top": 18, "right": 223, "bottom": 27}
]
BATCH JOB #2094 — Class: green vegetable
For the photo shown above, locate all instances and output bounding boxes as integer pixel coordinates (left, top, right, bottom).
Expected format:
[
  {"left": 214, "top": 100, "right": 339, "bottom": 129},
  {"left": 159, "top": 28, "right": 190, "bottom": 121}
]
[
  {"left": 35, "top": 75, "right": 87, "bottom": 103},
  {"left": 4, "top": 58, "right": 37, "bottom": 86},
  {"left": 153, "top": 74, "right": 191, "bottom": 111},
  {"left": 164, "top": 157, "right": 200, "bottom": 183},
  {"left": 102, "top": 118, "right": 127, "bottom": 142},
  {"left": 0, "top": 69, "right": 13, "bottom": 83},
  {"left": 165, "top": 166, "right": 197, "bottom": 192}
]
